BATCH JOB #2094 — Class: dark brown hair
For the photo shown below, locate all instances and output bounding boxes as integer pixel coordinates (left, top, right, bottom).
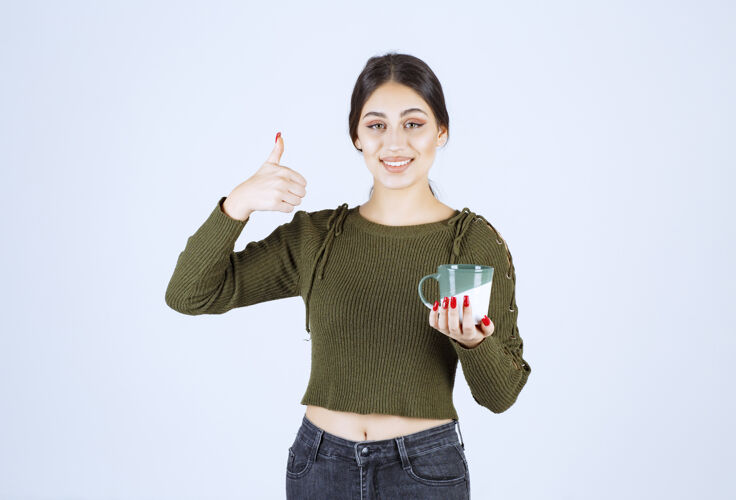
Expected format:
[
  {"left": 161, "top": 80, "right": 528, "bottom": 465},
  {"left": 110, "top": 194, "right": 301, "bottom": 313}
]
[{"left": 348, "top": 52, "right": 449, "bottom": 199}]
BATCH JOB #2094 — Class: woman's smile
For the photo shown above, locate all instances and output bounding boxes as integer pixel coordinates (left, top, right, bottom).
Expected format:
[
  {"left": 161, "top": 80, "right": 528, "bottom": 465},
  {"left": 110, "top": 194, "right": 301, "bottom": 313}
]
[{"left": 381, "top": 157, "right": 414, "bottom": 172}]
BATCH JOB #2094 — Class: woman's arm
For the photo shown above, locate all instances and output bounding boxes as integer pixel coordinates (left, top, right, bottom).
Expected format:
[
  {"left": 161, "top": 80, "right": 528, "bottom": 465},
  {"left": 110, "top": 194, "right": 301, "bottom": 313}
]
[
  {"left": 165, "top": 196, "right": 311, "bottom": 315},
  {"left": 452, "top": 226, "right": 531, "bottom": 413}
]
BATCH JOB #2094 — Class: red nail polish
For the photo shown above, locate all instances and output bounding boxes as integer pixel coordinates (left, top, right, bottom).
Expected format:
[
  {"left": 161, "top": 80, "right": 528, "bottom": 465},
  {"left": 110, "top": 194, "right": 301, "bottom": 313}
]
[
  {"left": 442, "top": 297, "right": 449, "bottom": 309},
  {"left": 463, "top": 295, "right": 469, "bottom": 307},
  {"left": 433, "top": 300, "right": 439, "bottom": 311},
  {"left": 275, "top": 131, "right": 281, "bottom": 143},
  {"left": 482, "top": 315, "right": 491, "bottom": 326},
  {"left": 450, "top": 296, "right": 457, "bottom": 309}
]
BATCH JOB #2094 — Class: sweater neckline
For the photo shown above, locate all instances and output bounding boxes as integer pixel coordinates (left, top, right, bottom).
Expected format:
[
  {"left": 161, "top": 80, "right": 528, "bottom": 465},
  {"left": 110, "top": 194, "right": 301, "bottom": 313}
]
[{"left": 346, "top": 205, "right": 461, "bottom": 237}]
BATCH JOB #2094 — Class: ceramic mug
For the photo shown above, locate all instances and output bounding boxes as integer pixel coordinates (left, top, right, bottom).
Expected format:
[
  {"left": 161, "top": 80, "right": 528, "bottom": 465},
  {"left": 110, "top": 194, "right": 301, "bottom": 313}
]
[{"left": 417, "top": 264, "right": 494, "bottom": 324}]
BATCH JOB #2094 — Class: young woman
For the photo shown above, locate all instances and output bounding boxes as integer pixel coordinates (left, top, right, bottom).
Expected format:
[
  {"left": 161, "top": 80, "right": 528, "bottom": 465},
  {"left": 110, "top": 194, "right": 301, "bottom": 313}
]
[{"left": 166, "top": 52, "right": 530, "bottom": 499}]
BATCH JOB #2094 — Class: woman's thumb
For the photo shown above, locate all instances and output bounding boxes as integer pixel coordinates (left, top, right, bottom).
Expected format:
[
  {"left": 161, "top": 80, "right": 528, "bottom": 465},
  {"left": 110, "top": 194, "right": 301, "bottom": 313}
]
[
  {"left": 267, "top": 131, "right": 284, "bottom": 165},
  {"left": 480, "top": 315, "right": 495, "bottom": 336}
]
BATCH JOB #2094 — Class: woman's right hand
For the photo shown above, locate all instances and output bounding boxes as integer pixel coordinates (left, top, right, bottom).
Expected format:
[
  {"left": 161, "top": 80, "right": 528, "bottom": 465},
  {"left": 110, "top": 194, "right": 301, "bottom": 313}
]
[{"left": 222, "top": 132, "right": 308, "bottom": 221}]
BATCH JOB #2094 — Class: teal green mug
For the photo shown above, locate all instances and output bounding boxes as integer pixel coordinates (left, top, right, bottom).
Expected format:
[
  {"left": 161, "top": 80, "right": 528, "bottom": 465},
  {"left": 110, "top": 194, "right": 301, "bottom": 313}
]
[{"left": 418, "top": 264, "right": 494, "bottom": 324}]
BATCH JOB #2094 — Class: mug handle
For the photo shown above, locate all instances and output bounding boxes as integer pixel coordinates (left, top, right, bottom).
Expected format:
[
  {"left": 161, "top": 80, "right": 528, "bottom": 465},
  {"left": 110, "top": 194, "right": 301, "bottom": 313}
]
[{"left": 417, "top": 273, "right": 440, "bottom": 310}]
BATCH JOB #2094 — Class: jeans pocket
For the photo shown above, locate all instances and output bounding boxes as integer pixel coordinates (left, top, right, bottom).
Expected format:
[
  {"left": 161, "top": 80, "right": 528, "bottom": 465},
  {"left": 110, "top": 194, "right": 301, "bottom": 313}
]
[
  {"left": 404, "top": 442, "right": 467, "bottom": 486},
  {"left": 286, "top": 436, "right": 315, "bottom": 479}
]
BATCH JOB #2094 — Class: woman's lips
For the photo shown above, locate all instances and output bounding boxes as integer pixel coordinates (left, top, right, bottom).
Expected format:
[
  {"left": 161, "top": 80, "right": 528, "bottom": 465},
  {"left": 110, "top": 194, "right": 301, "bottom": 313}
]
[{"left": 381, "top": 158, "right": 414, "bottom": 172}]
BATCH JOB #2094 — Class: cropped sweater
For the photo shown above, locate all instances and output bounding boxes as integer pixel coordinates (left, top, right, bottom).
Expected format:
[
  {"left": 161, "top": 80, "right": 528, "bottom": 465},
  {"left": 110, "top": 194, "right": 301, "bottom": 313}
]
[{"left": 165, "top": 197, "right": 531, "bottom": 419}]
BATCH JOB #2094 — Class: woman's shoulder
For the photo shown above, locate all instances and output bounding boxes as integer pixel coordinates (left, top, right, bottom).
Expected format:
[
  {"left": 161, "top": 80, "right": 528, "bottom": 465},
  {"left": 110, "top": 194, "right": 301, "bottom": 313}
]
[
  {"left": 460, "top": 207, "right": 517, "bottom": 277},
  {"left": 303, "top": 204, "right": 346, "bottom": 218},
  {"left": 466, "top": 208, "right": 505, "bottom": 240},
  {"left": 460, "top": 207, "right": 513, "bottom": 255},
  {"left": 293, "top": 202, "right": 351, "bottom": 232}
]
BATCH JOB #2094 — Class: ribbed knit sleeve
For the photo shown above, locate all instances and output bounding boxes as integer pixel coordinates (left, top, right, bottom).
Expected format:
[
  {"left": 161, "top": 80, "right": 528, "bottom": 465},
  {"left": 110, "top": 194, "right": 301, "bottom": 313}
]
[
  {"left": 165, "top": 196, "right": 311, "bottom": 315},
  {"left": 451, "top": 222, "right": 531, "bottom": 413}
]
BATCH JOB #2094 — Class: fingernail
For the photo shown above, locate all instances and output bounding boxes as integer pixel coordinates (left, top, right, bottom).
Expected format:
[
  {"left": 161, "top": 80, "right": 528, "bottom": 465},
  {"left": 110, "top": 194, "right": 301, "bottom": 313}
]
[
  {"left": 442, "top": 297, "right": 449, "bottom": 309},
  {"left": 463, "top": 295, "right": 469, "bottom": 307},
  {"left": 275, "top": 131, "right": 281, "bottom": 143},
  {"left": 482, "top": 315, "right": 491, "bottom": 326},
  {"left": 433, "top": 300, "right": 439, "bottom": 311},
  {"left": 450, "top": 296, "right": 457, "bottom": 309}
]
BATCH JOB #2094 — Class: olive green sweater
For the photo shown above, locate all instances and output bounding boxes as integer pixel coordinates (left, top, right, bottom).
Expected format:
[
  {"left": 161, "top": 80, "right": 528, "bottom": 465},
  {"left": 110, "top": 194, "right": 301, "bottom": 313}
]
[{"left": 165, "top": 197, "right": 531, "bottom": 419}]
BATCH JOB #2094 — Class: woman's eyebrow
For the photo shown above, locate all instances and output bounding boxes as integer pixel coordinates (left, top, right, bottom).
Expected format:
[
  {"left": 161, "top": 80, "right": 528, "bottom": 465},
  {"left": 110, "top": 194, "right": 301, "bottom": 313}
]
[{"left": 362, "top": 108, "right": 428, "bottom": 119}]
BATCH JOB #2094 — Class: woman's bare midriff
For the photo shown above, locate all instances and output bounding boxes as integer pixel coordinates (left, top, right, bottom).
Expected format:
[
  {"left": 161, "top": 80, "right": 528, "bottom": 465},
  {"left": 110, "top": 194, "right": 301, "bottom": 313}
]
[{"left": 305, "top": 405, "right": 454, "bottom": 441}]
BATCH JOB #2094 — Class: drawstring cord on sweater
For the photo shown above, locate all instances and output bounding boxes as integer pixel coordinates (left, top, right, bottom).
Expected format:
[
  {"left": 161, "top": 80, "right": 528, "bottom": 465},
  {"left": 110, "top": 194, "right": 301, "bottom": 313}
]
[
  {"left": 304, "top": 203, "right": 350, "bottom": 333},
  {"left": 447, "top": 208, "right": 477, "bottom": 265}
]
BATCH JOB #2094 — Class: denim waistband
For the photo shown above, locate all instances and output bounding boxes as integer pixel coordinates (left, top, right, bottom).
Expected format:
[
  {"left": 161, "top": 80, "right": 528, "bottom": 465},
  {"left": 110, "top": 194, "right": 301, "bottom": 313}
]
[{"left": 295, "top": 414, "right": 464, "bottom": 465}]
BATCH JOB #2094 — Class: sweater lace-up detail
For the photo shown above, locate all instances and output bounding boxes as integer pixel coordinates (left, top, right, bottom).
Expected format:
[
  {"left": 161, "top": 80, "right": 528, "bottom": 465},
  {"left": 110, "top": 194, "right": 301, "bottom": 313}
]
[
  {"left": 447, "top": 208, "right": 526, "bottom": 371},
  {"left": 304, "top": 203, "right": 350, "bottom": 333}
]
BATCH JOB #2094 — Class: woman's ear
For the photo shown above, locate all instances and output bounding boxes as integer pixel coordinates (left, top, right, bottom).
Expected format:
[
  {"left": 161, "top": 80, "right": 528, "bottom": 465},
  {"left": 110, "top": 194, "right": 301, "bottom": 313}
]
[
  {"left": 437, "top": 126, "right": 447, "bottom": 147},
  {"left": 354, "top": 139, "right": 362, "bottom": 151}
]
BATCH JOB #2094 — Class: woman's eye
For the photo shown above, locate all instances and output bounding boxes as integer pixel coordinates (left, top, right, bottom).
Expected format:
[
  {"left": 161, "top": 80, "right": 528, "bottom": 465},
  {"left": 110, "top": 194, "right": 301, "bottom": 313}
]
[{"left": 367, "top": 122, "right": 424, "bottom": 130}]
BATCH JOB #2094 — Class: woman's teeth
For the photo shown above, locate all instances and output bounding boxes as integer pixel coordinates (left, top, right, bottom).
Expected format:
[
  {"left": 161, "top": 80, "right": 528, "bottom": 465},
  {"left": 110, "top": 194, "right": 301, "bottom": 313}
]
[{"left": 382, "top": 159, "right": 412, "bottom": 167}]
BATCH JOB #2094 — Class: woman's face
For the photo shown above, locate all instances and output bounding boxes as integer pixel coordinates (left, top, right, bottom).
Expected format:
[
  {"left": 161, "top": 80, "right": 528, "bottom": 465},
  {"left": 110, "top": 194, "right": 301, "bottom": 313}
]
[{"left": 354, "top": 81, "right": 447, "bottom": 192}]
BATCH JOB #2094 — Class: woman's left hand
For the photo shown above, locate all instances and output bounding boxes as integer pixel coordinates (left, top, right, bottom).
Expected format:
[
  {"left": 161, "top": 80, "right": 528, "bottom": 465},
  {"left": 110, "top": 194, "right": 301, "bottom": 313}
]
[{"left": 429, "top": 295, "right": 494, "bottom": 349}]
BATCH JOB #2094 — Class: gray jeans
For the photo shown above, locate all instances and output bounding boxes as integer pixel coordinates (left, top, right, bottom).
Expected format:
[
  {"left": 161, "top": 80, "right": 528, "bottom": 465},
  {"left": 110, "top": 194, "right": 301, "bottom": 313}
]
[{"left": 286, "top": 413, "right": 470, "bottom": 499}]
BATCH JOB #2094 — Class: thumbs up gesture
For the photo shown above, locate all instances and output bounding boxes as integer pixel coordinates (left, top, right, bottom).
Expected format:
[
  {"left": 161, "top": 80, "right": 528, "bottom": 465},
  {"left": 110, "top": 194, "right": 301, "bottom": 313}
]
[{"left": 222, "top": 132, "right": 308, "bottom": 221}]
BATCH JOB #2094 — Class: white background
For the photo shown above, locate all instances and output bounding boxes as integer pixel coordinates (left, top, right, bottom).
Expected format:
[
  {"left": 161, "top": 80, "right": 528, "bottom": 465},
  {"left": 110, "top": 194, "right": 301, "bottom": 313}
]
[{"left": 1, "top": 1, "right": 734, "bottom": 499}]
